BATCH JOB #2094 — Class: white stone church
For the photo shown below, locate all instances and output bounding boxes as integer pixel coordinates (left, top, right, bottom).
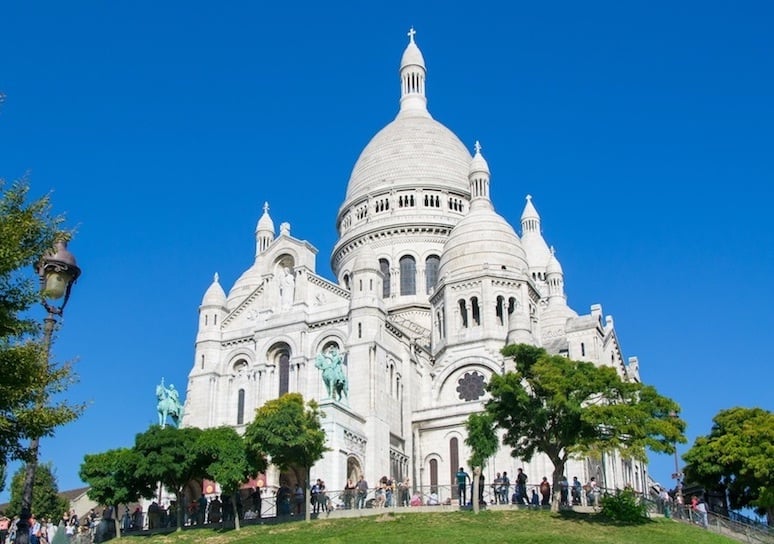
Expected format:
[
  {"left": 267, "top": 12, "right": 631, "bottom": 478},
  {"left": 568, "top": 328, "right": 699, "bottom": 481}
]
[{"left": 181, "top": 30, "right": 648, "bottom": 500}]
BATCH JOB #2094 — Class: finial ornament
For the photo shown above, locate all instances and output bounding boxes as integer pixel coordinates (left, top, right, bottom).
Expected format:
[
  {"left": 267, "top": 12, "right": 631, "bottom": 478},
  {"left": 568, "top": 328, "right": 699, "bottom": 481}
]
[
  {"left": 263, "top": 201, "right": 269, "bottom": 214},
  {"left": 474, "top": 140, "right": 482, "bottom": 154},
  {"left": 526, "top": 194, "right": 532, "bottom": 201},
  {"left": 407, "top": 27, "right": 416, "bottom": 43},
  {"left": 214, "top": 272, "right": 219, "bottom": 283},
  {"left": 550, "top": 245, "right": 556, "bottom": 256}
]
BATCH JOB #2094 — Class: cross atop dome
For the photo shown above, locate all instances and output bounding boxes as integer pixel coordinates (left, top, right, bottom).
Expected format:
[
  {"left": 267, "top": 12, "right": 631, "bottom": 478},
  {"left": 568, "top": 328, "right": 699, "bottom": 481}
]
[
  {"left": 408, "top": 27, "right": 416, "bottom": 43},
  {"left": 263, "top": 201, "right": 269, "bottom": 214},
  {"left": 474, "top": 140, "right": 482, "bottom": 154}
]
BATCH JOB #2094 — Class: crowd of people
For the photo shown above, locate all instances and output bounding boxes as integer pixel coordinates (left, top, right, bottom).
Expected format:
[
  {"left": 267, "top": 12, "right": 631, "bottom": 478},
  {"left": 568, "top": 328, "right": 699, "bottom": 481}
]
[{"left": 0, "top": 509, "right": 97, "bottom": 544}]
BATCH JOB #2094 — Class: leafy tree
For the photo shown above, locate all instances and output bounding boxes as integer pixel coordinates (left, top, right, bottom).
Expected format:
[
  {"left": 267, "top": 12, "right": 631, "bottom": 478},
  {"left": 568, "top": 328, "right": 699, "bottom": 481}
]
[
  {"left": 7, "top": 462, "right": 68, "bottom": 520},
  {"left": 132, "top": 425, "right": 208, "bottom": 530},
  {"left": 198, "top": 426, "right": 267, "bottom": 531},
  {"left": 0, "top": 178, "right": 83, "bottom": 464},
  {"left": 79, "top": 448, "right": 156, "bottom": 538},
  {"left": 465, "top": 412, "right": 498, "bottom": 513},
  {"left": 683, "top": 407, "right": 774, "bottom": 524},
  {"left": 244, "top": 393, "right": 327, "bottom": 522},
  {"left": 485, "top": 344, "right": 685, "bottom": 511}
]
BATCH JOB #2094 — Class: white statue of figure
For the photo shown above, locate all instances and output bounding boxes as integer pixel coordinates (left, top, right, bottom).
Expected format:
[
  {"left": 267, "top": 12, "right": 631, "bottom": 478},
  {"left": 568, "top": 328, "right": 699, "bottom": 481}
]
[{"left": 280, "top": 267, "right": 295, "bottom": 310}]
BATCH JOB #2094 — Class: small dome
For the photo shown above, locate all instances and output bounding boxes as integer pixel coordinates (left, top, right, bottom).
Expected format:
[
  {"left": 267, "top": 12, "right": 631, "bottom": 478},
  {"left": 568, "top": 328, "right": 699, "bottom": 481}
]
[
  {"left": 546, "top": 247, "right": 563, "bottom": 275},
  {"left": 439, "top": 205, "right": 527, "bottom": 278},
  {"left": 520, "top": 194, "right": 539, "bottom": 221},
  {"left": 401, "top": 33, "right": 425, "bottom": 68},
  {"left": 202, "top": 273, "right": 227, "bottom": 307},
  {"left": 469, "top": 141, "right": 490, "bottom": 176},
  {"left": 256, "top": 202, "right": 274, "bottom": 233},
  {"left": 227, "top": 263, "right": 262, "bottom": 310}
]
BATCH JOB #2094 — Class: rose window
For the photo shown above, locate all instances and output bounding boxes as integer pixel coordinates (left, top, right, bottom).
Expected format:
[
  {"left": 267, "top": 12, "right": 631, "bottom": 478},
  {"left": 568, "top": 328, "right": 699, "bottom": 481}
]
[{"left": 456, "top": 371, "right": 486, "bottom": 401}]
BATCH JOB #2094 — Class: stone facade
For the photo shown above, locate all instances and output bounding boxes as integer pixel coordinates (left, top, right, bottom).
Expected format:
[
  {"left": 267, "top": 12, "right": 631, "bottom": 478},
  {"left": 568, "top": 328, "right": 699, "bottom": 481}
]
[{"left": 182, "top": 30, "right": 647, "bottom": 498}]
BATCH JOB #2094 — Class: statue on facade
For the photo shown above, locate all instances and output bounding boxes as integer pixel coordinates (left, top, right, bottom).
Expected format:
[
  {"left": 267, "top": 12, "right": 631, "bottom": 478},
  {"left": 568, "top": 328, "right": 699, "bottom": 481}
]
[
  {"left": 279, "top": 267, "right": 295, "bottom": 311},
  {"left": 156, "top": 377, "right": 182, "bottom": 428},
  {"left": 315, "top": 345, "right": 348, "bottom": 402}
]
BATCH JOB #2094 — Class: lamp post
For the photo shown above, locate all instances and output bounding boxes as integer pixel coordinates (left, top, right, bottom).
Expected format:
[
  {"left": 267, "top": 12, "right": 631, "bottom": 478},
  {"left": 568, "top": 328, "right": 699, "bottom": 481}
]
[
  {"left": 669, "top": 411, "right": 683, "bottom": 499},
  {"left": 15, "top": 241, "right": 80, "bottom": 544}
]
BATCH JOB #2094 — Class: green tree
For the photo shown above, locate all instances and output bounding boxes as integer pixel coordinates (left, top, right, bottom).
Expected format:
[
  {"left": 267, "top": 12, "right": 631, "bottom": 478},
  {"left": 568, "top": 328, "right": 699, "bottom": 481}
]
[
  {"left": 7, "top": 462, "right": 68, "bottom": 520},
  {"left": 79, "top": 448, "right": 156, "bottom": 538},
  {"left": 486, "top": 344, "right": 685, "bottom": 511},
  {"left": 0, "top": 178, "right": 83, "bottom": 464},
  {"left": 132, "top": 425, "right": 209, "bottom": 530},
  {"left": 198, "top": 426, "right": 267, "bottom": 531},
  {"left": 244, "top": 393, "right": 327, "bottom": 522},
  {"left": 683, "top": 407, "right": 774, "bottom": 524},
  {"left": 465, "top": 412, "right": 498, "bottom": 513}
]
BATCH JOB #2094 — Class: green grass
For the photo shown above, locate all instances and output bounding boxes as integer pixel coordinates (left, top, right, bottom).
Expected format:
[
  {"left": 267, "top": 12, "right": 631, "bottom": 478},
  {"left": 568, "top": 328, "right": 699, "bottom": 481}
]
[{"left": 120, "top": 509, "right": 739, "bottom": 544}]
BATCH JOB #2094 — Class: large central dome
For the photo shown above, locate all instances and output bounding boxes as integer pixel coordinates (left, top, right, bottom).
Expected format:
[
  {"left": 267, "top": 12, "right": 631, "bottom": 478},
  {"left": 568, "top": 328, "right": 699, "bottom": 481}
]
[
  {"left": 332, "top": 29, "right": 473, "bottom": 279},
  {"left": 344, "top": 115, "right": 471, "bottom": 203}
]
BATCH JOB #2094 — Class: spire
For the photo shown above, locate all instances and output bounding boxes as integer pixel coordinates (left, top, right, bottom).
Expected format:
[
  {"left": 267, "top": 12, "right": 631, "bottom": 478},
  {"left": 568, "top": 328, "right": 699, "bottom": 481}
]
[
  {"left": 399, "top": 27, "right": 429, "bottom": 118},
  {"left": 468, "top": 140, "right": 491, "bottom": 209},
  {"left": 521, "top": 194, "right": 541, "bottom": 234},
  {"left": 256, "top": 201, "right": 275, "bottom": 256}
]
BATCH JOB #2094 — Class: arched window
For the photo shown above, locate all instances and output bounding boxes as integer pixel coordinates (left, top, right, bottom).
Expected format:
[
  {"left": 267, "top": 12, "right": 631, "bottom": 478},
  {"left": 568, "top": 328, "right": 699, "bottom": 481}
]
[
  {"left": 430, "top": 459, "right": 438, "bottom": 494},
  {"left": 237, "top": 388, "right": 245, "bottom": 425},
  {"left": 379, "top": 259, "right": 391, "bottom": 298},
  {"left": 343, "top": 273, "right": 351, "bottom": 290},
  {"left": 459, "top": 299, "right": 468, "bottom": 328},
  {"left": 399, "top": 255, "right": 416, "bottom": 295},
  {"left": 471, "top": 297, "right": 480, "bottom": 326},
  {"left": 496, "top": 295, "right": 505, "bottom": 326},
  {"left": 449, "top": 437, "right": 459, "bottom": 498},
  {"left": 508, "top": 297, "right": 517, "bottom": 315},
  {"left": 581, "top": 342, "right": 586, "bottom": 357},
  {"left": 279, "top": 352, "right": 290, "bottom": 395},
  {"left": 425, "top": 255, "right": 440, "bottom": 293}
]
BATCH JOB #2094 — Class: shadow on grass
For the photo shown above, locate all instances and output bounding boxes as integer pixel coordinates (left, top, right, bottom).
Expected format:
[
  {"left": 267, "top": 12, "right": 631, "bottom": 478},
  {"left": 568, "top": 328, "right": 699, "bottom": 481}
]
[{"left": 556, "top": 509, "right": 655, "bottom": 527}]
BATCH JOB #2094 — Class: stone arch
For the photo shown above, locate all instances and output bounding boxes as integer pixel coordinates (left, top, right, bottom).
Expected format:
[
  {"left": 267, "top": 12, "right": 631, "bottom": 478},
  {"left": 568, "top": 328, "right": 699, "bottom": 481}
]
[{"left": 434, "top": 357, "right": 500, "bottom": 403}]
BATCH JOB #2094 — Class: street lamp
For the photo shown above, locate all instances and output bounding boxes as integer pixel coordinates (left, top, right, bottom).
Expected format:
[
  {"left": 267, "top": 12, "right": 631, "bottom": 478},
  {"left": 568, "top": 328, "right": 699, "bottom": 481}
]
[
  {"left": 669, "top": 411, "right": 683, "bottom": 497},
  {"left": 15, "top": 240, "right": 81, "bottom": 544}
]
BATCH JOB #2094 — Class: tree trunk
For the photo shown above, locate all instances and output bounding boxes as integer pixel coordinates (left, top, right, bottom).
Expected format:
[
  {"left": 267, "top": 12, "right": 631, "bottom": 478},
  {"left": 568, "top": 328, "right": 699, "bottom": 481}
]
[
  {"left": 550, "top": 460, "right": 566, "bottom": 513},
  {"left": 305, "top": 467, "right": 311, "bottom": 522},
  {"left": 176, "top": 491, "right": 184, "bottom": 531},
  {"left": 232, "top": 491, "right": 241, "bottom": 531},
  {"left": 114, "top": 504, "right": 121, "bottom": 540},
  {"left": 472, "top": 467, "right": 481, "bottom": 514}
]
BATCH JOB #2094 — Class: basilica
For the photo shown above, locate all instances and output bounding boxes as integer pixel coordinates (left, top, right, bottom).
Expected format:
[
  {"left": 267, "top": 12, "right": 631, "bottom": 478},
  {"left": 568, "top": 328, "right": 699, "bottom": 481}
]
[{"left": 181, "top": 30, "right": 647, "bottom": 499}]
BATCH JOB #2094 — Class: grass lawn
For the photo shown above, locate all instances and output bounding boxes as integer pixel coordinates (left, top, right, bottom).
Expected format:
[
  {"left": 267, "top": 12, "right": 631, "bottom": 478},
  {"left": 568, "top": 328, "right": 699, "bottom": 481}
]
[{"left": 121, "top": 509, "right": 738, "bottom": 544}]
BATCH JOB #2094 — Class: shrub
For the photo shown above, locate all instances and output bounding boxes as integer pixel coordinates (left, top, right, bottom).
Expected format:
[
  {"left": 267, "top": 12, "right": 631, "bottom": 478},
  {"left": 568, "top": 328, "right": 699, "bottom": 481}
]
[{"left": 599, "top": 489, "right": 649, "bottom": 524}]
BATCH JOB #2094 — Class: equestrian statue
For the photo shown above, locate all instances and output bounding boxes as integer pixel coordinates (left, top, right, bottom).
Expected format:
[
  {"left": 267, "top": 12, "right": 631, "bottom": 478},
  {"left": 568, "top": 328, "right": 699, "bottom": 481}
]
[
  {"left": 315, "top": 345, "right": 348, "bottom": 403},
  {"left": 156, "top": 377, "right": 183, "bottom": 428}
]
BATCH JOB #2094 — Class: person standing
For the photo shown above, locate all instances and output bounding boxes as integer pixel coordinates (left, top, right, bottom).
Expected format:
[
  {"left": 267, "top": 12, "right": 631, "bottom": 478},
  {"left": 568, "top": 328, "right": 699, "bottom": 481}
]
[
  {"left": 356, "top": 476, "right": 369, "bottom": 509},
  {"left": 516, "top": 468, "right": 528, "bottom": 505},
  {"left": 571, "top": 477, "right": 582, "bottom": 505},
  {"left": 456, "top": 467, "right": 471, "bottom": 506},
  {"left": 500, "top": 472, "right": 510, "bottom": 505},
  {"left": 540, "top": 477, "right": 551, "bottom": 506}
]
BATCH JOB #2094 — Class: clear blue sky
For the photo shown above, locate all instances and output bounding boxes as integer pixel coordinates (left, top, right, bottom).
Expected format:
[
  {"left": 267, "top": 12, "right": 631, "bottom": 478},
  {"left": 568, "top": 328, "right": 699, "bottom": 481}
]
[{"left": 1, "top": 1, "right": 772, "bottom": 504}]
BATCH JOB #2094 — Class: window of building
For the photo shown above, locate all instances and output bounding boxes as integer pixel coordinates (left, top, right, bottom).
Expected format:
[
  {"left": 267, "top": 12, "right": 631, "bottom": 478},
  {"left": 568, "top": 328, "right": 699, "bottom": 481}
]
[
  {"left": 399, "top": 255, "right": 416, "bottom": 295},
  {"left": 237, "top": 388, "right": 245, "bottom": 425},
  {"left": 459, "top": 299, "right": 468, "bottom": 328},
  {"left": 471, "top": 297, "right": 480, "bottom": 326},
  {"left": 279, "top": 352, "right": 290, "bottom": 395},
  {"left": 425, "top": 255, "right": 440, "bottom": 293},
  {"left": 430, "top": 459, "right": 438, "bottom": 494},
  {"left": 380, "top": 259, "right": 391, "bottom": 297},
  {"left": 449, "top": 438, "right": 459, "bottom": 497},
  {"left": 456, "top": 371, "right": 486, "bottom": 401},
  {"left": 496, "top": 295, "right": 505, "bottom": 326}
]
